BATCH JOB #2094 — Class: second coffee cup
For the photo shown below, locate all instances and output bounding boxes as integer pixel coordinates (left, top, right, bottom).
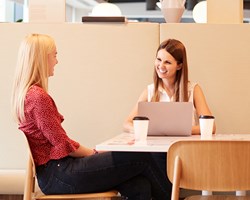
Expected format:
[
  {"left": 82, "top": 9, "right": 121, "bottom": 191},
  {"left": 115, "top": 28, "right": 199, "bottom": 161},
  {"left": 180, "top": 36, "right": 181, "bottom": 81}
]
[
  {"left": 199, "top": 115, "right": 215, "bottom": 139},
  {"left": 133, "top": 116, "right": 149, "bottom": 141}
]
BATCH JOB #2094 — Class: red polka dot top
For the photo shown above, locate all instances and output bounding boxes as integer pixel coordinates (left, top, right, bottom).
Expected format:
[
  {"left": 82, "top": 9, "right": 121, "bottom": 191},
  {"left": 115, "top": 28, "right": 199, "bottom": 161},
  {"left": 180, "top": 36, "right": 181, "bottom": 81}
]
[{"left": 19, "top": 85, "right": 80, "bottom": 166}]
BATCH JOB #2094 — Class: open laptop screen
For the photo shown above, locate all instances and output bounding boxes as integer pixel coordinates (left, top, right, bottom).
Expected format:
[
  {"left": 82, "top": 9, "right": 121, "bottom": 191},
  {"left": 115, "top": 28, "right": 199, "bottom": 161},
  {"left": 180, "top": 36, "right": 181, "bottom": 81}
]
[{"left": 138, "top": 102, "right": 193, "bottom": 136}]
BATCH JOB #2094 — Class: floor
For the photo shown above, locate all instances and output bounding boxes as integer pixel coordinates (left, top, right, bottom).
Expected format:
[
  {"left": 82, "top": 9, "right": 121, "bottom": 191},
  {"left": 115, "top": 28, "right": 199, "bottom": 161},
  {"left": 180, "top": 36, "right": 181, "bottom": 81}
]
[
  {"left": 0, "top": 195, "right": 23, "bottom": 200},
  {"left": 0, "top": 195, "right": 122, "bottom": 200}
]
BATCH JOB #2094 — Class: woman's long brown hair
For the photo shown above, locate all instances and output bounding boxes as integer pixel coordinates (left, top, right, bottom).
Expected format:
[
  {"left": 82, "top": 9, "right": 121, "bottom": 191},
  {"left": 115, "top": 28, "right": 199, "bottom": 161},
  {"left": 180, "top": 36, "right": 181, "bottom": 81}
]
[{"left": 151, "top": 39, "right": 189, "bottom": 102}]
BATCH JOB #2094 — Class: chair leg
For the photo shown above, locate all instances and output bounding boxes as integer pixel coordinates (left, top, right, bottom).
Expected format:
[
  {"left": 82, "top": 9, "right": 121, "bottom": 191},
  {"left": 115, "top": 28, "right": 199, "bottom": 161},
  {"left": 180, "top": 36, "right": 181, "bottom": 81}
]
[{"left": 171, "top": 156, "right": 181, "bottom": 200}]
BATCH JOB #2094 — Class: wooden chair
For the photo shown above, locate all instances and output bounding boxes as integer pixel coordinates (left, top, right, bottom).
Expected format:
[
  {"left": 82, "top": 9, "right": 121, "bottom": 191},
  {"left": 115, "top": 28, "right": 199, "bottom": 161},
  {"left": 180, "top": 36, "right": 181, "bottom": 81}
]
[
  {"left": 167, "top": 140, "right": 250, "bottom": 200},
  {"left": 23, "top": 139, "right": 118, "bottom": 200}
]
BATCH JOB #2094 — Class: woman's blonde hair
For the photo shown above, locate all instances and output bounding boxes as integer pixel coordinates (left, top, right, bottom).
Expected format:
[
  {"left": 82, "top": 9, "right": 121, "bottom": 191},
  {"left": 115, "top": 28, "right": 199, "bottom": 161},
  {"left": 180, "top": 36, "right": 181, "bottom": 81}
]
[
  {"left": 11, "top": 34, "right": 56, "bottom": 123},
  {"left": 151, "top": 39, "right": 189, "bottom": 102}
]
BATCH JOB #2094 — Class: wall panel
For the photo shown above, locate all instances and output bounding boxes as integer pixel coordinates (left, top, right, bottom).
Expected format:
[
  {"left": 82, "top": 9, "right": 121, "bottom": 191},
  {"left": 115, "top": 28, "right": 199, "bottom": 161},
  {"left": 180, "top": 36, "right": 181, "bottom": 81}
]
[{"left": 160, "top": 23, "right": 250, "bottom": 134}]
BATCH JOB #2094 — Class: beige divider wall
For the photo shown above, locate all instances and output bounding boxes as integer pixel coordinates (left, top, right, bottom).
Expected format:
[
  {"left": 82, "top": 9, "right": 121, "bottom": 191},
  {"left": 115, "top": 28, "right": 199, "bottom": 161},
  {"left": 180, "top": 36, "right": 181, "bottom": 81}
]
[
  {"left": 2, "top": 22, "right": 250, "bottom": 171},
  {"left": 0, "top": 23, "right": 159, "bottom": 169},
  {"left": 160, "top": 23, "right": 250, "bottom": 134}
]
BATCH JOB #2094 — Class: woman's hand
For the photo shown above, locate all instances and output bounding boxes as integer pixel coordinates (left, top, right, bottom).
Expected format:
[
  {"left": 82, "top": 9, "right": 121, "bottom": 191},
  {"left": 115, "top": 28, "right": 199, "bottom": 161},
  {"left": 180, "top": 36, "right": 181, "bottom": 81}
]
[
  {"left": 69, "top": 145, "right": 96, "bottom": 157},
  {"left": 123, "top": 122, "right": 134, "bottom": 133},
  {"left": 123, "top": 88, "right": 148, "bottom": 133},
  {"left": 193, "top": 85, "right": 216, "bottom": 134}
]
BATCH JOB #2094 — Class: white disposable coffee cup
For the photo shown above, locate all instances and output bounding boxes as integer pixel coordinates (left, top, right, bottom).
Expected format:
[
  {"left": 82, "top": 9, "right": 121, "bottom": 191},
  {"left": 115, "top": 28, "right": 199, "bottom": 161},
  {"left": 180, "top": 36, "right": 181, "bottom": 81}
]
[
  {"left": 133, "top": 116, "right": 149, "bottom": 141},
  {"left": 199, "top": 115, "right": 215, "bottom": 139}
]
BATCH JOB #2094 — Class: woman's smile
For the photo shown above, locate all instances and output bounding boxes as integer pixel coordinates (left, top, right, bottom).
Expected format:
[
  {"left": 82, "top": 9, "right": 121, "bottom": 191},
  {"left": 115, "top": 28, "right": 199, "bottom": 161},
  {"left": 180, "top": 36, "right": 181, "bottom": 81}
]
[{"left": 158, "top": 68, "right": 168, "bottom": 74}]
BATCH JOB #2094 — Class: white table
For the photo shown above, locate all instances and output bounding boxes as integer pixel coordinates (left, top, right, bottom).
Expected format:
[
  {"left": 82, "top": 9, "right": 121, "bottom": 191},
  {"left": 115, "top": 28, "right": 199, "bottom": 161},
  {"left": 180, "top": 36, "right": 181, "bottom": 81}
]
[
  {"left": 96, "top": 133, "right": 250, "bottom": 196},
  {"left": 96, "top": 132, "right": 250, "bottom": 152},
  {"left": 96, "top": 133, "right": 201, "bottom": 152}
]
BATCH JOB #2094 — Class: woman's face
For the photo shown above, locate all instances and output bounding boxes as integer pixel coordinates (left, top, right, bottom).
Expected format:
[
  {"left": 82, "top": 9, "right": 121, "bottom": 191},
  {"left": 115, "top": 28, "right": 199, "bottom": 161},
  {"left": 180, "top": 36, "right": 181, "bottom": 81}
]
[
  {"left": 48, "top": 48, "right": 58, "bottom": 77},
  {"left": 154, "top": 49, "right": 181, "bottom": 80}
]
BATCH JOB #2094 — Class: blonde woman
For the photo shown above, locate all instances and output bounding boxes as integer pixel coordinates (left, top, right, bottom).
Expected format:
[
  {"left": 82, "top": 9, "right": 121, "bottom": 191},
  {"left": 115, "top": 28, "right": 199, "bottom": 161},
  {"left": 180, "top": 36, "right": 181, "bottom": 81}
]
[{"left": 11, "top": 34, "right": 172, "bottom": 200}]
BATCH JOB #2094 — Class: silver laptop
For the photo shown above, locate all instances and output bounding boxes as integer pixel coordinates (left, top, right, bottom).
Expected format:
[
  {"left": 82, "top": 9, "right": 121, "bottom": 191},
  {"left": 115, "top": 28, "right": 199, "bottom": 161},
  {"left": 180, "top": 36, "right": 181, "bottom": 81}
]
[{"left": 138, "top": 102, "right": 193, "bottom": 136}]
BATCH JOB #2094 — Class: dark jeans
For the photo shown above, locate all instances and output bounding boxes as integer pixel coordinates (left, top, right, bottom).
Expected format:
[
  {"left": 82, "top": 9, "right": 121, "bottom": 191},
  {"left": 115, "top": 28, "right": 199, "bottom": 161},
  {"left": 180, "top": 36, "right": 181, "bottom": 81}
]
[
  {"left": 151, "top": 152, "right": 167, "bottom": 177},
  {"left": 36, "top": 152, "right": 172, "bottom": 200}
]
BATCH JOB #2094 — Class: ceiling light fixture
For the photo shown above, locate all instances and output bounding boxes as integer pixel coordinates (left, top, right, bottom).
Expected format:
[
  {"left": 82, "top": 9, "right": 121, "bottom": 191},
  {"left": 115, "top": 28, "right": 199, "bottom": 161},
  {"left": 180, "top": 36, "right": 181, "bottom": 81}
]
[
  {"left": 90, "top": 2, "right": 122, "bottom": 16},
  {"left": 193, "top": 1, "right": 207, "bottom": 23}
]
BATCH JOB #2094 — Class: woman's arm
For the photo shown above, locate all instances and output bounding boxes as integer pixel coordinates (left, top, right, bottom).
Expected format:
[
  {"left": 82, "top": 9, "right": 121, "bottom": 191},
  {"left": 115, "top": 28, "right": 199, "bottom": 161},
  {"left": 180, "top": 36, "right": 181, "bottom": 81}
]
[
  {"left": 30, "top": 87, "right": 98, "bottom": 158},
  {"left": 69, "top": 145, "right": 96, "bottom": 157},
  {"left": 193, "top": 84, "right": 216, "bottom": 135},
  {"left": 123, "top": 88, "right": 148, "bottom": 133}
]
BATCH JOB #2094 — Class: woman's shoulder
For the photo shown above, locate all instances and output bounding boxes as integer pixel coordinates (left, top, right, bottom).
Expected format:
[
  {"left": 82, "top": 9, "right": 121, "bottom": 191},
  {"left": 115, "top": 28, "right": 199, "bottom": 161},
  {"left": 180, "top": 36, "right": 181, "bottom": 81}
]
[
  {"left": 147, "top": 83, "right": 154, "bottom": 90},
  {"left": 26, "top": 85, "right": 52, "bottom": 105},
  {"left": 188, "top": 81, "right": 198, "bottom": 91},
  {"left": 27, "top": 85, "right": 47, "bottom": 96}
]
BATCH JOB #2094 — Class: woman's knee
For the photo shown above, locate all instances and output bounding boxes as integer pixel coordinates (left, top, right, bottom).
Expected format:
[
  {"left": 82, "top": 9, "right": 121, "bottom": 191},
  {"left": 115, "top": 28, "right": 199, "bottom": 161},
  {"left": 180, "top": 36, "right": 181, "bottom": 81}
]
[{"left": 112, "top": 152, "right": 153, "bottom": 164}]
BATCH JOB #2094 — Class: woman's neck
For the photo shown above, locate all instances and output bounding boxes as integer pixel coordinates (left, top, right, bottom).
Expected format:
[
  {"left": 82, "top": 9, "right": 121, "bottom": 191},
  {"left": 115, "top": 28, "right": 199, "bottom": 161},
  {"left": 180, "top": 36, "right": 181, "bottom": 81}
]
[{"left": 161, "top": 80, "right": 175, "bottom": 98}]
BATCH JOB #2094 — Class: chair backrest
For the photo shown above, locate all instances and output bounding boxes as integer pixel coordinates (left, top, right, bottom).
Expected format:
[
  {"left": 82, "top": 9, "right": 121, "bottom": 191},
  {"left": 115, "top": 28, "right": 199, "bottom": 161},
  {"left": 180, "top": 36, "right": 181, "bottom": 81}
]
[
  {"left": 22, "top": 135, "right": 118, "bottom": 200},
  {"left": 167, "top": 140, "right": 250, "bottom": 200}
]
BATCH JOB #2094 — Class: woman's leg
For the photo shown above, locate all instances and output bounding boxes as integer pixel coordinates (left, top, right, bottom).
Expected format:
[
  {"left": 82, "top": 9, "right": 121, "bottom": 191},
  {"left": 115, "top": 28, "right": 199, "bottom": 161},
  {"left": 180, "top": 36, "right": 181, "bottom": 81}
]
[
  {"left": 111, "top": 152, "right": 172, "bottom": 200},
  {"left": 151, "top": 152, "right": 167, "bottom": 177},
  {"left": 37, "top": 152, "right": 171, "bottom": 200},
  {"left": 115, "top": 175, "right": 152, "bottom": 200}
]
